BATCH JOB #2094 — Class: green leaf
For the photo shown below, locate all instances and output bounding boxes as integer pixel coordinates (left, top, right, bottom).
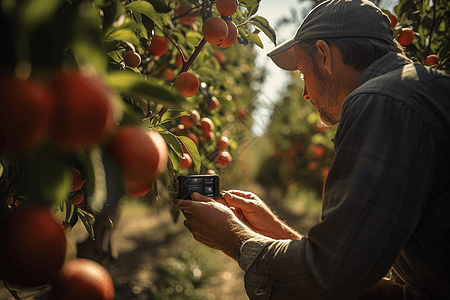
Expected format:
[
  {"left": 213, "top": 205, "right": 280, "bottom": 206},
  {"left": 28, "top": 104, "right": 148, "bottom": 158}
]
[
  {"left": 102, "top": 0, "right": 127, "bottom": 33},
  {"left": 159, "top": 131, "right": 184, "bottom": 158},
  {"left": 237, "top": 27, "right": 249, "bottom": 46},
  {"left": 107, "top": 28, "right": 141, "bottom": 48},
  {"left": 145, "top": 103, "right": 164, "bottom": 120},
  {"left": 240, "top": 0, "right": 260, "bottom": 7},
  {"left": 77, "top": 208, "right": 95, "bottom": 240},
  {"left": 158, "top": 130, "right": 183, "bottom": 172},
  {"left": 103, "top": 40, "right": 123, "bottom": 53},
  {"left": 150, "top": 114, "right": 161, "bottom": 126},
  {"left": 107, "top": 71, "right": 186, "bottom": 106},
  {"left": 186, "top": 31, "right": 203, "bottom": 46},
  {"left": 125, "top": 1, "right": 164, "bottom": 30},
  {"left": 240, "top": 0, "right": 260, "bottom": 18},
  {"left": 141, "top": 14, "right": 155, "bottom": 34},
  {"left": 437, "top": 40, "right": 450, "bottom": 67},
  {"left": 167, "top": 147, "right": 180, "bottom": 172},
  {"left": 178, "top": 136, "right": 201, "bottom": 174},
  {"left": 22, "top": 146, "right": 71, "bottom": 209},
  {"left": 247, "top": 4, "right": 259, "bottom": 17},
  {"left": 128, "top": 14, "right": 149, "bottom": 40},
  {"left": 183, "top": 31, "right": 203, "bottom": 49},
  {"left": 381, "top": 9, "right": 393, "bottom": 16},
  {"left": 72, "top": 8, "right": 107, "bottom": 72},
  {"left": 421, "top": 0, "right": 431, "bottom": 17},
  {"left": 64, "top": 202, "right": 71, "bottom": 221},
  {"left": 235, "top": 7, "right": 244, "bottom": 20},
  {"left": 147, "top": 0, "right": 171, "bottom": 13},
  {"left": 171, "top": 30, "right": 187, "bottom": 45},
  {"left": 87, "top": 148, "right": 108, "bottom": 213},
  {"left": 418, "top": 22, "right": 429, "bottom": 41},
  {"left": 394, "top": 0, "right": 416, "bottom": 19},
  {"left": 246, "top": 30, "right": 264, "bottom": 48},
  {"left": 249, "top": 16, "right": 276, "bottom": 46},
  {"left": 19, "top": 0, "right": 65, "bottom": 30},
  {"left": 132, "top": 98, "right": 150, "bottom": 118},
  {"left": 196, "top": 67, "right": 231, "bottom": 90},
  {"left": 160, "top": 11, "right": 173, "bottom": 27},
  {"left": 160, "top": 108, "right": 190, "bottom": 124}
]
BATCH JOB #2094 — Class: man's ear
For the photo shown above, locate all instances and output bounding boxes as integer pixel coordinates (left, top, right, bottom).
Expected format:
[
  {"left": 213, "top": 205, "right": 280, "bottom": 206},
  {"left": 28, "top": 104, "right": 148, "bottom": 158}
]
[{"left": 315, "top": 40, "right": 332, "bottom": 74}]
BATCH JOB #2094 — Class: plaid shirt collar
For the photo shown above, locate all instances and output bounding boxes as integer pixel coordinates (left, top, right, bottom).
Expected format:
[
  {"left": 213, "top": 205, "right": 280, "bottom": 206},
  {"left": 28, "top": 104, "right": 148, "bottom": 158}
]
[{"left": 358, "top": 52, "right": 413, "bottom": 87}]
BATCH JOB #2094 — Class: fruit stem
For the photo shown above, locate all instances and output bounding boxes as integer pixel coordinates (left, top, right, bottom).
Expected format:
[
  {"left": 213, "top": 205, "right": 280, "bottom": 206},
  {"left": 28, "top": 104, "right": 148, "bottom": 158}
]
[
  {"left": 200, "top": 0, "right": 213, "bottom": 22},
  {"left": 163, "top": 31, "right": 186, "bottom": 62},
  {"left": 163, "top": 30, "right": 204, "bottom": 73},
  {"left": 171, "top": 5, "right": 201, "bottom": 22},
  {"left": 236, "top": 20, "right": 249, "bottom": 27}
]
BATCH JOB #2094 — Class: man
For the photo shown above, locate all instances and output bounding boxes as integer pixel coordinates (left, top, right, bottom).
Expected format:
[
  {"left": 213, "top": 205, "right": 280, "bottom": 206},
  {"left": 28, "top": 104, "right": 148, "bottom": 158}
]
[{"left": 175, "top": 0, "right": 450, "bottom": 298}]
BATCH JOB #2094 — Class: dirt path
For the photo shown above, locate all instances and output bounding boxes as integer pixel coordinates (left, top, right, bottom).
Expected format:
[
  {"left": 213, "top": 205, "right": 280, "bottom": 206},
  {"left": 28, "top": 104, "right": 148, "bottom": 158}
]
[{"left": 106, "top": 203, "right": 249, "bottom": 300}]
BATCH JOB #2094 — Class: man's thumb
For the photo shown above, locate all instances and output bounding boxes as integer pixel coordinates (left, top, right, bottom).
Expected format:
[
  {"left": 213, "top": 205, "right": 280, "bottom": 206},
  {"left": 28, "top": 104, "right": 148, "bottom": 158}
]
[{"left": 191, "top": 192, "right": 210, "bottom": 202}]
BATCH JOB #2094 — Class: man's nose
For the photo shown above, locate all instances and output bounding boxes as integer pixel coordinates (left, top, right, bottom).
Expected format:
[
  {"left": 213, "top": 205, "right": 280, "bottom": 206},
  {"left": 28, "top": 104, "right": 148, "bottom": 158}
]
[{"left": 302, "top": 85, "right": 310, "bottom": 101}]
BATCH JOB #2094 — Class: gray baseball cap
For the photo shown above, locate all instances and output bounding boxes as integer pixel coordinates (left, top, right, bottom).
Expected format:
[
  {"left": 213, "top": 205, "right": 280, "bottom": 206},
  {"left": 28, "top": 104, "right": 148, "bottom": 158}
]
[{"left": 267, "top": 0, "right": 393, "bottom": 70}]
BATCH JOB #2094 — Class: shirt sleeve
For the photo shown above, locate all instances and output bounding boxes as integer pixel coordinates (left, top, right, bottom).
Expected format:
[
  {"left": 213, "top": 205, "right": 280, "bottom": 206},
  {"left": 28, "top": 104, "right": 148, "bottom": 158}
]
[{"left": 238, "top": 93, "right": 437, "bottom": 300}]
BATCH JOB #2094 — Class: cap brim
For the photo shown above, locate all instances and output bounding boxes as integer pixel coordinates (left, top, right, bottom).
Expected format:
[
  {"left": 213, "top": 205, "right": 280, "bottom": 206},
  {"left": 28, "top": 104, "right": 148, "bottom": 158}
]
[{"left": 266, "top": 39, "right": 298, "bottom": 71}]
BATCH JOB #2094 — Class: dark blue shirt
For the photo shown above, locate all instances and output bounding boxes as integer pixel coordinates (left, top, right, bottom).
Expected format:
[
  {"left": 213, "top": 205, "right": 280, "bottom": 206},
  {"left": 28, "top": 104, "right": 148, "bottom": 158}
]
[{"left": 238, "top": 53, "right": 450, "bottom": 299}]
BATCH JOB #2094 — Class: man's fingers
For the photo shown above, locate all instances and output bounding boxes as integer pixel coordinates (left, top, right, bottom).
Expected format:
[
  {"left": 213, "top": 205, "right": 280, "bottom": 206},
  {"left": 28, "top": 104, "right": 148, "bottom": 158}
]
[
  {"left": 224, "top": 191, "right": 240, "bottom": 202},
  {"left": 224, "top": 191, "right": 253, "bottom": 207},
  {"left": 235, "top": 209, "right": 244, "bottom": 220},
  {"left": 215, "top": 198, "right": 228, "bottom": 206},
  {"left": 174, "top": 199, "right": 197, "bottom": 214},
  {"left": 227, "top": 190, "right": 254, "bottom": 198},
  {"left": 174, "top": 194, "right": 214, "bottom": 214},
  {"left": 191, "top": 192, "right": 212, "bottom": 202}
]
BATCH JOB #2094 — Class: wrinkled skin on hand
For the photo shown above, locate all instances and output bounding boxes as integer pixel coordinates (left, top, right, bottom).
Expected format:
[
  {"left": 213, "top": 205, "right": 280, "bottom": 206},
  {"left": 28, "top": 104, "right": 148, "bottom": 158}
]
[
  {"left": 217, "top": 190, "right": 302, "bottom": 240},
  {"left": 174, "top": 192, "right": 258, "bottom": 259}
]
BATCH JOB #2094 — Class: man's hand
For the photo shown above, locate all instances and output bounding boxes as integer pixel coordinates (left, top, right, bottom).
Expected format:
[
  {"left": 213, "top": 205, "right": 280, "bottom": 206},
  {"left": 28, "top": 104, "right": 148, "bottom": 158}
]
[
  {"left": 174, "top": 192, "right": 258, "bottom": 259},
  {"left": 217, "top": 190, "right": 302, "bottom": 240}
]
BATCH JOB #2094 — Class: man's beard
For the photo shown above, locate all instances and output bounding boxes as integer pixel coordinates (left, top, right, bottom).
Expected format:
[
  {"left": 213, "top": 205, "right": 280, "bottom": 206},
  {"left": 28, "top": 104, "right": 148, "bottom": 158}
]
[{"left": 313, "top": 69, "right": 340, "bottom": 127}]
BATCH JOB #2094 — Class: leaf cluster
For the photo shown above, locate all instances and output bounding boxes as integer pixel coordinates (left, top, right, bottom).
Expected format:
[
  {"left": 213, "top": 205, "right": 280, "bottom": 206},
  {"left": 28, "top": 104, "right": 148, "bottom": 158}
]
[
  {"left": 391, "top": 0, "right": 450, "bottom": 71},
  {"left": 0, "top": 0, "right": 274, "bottom": 240}
]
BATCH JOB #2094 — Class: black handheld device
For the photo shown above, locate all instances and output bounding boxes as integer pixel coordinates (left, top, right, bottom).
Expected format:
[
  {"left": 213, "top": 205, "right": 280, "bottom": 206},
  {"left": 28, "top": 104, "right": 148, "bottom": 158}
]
[{"left": 176, "top": 175, "right": 220, "bottom": 200}]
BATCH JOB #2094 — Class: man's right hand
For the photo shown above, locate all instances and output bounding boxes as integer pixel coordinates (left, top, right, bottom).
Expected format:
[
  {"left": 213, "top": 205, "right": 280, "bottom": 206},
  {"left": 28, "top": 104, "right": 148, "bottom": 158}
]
[{"left": 218, "top": 190, "right": 303, "bottom": 240}]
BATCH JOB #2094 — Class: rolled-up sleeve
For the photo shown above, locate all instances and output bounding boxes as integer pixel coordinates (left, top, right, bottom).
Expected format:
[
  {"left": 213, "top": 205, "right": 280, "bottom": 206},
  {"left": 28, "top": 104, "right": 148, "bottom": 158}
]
[{"left": 238, "top": 93, "right": 437, "bottom": 300}]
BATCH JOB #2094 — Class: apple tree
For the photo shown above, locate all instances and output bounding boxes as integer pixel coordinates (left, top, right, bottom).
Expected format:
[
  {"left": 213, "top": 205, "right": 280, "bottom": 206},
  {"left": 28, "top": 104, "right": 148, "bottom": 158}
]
[
  {"left": 0, "top": 0, "right": 276, "bottom": 297},
  {"left": 385, "top": 0, "right": 450, "bottom": 71}
]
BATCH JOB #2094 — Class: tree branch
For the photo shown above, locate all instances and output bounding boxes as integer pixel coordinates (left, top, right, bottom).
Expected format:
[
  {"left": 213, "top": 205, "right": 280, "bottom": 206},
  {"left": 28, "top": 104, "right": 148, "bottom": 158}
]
[{"left": 180, "top": 38, "right": 207, "bottom": 73}]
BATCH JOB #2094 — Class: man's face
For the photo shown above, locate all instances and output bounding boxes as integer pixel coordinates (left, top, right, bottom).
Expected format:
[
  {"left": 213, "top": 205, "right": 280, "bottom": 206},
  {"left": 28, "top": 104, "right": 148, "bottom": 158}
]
[{"left": 293, "top": 45, "right": 341, "bottom": 126}]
